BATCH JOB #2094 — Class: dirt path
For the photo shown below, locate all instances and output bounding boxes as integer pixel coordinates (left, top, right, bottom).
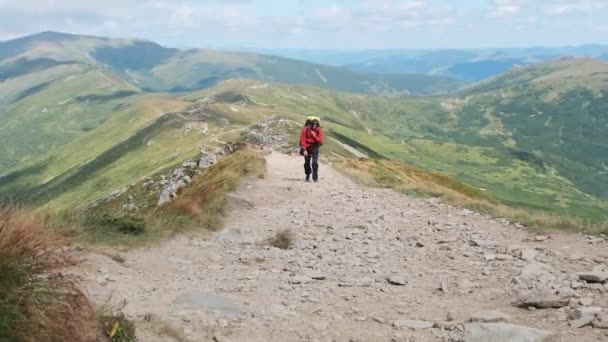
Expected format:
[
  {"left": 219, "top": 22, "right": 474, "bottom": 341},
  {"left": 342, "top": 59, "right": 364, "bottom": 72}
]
[{"left": 79, "top": 152, "right": 608, "bottom": 341}]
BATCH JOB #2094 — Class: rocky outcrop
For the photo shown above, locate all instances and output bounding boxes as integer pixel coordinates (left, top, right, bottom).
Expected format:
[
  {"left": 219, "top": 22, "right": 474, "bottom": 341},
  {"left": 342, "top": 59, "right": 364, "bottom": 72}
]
[
  {"left": 243, "top": 116, "right": 297, "bottom": 148},
  {"left": 157, "top": 143, "right": 238, "bottom": 206}
]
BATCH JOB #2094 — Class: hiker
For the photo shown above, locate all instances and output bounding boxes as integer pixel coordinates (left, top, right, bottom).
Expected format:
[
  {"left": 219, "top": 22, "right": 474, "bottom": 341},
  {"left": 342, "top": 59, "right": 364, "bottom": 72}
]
[{"left": 299, "top": 116, "right": 323, "bottom": 182}]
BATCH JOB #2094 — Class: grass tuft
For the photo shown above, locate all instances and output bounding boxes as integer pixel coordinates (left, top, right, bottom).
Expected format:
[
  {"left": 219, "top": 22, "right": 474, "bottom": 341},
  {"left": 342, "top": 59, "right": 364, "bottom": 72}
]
[
  {"left": 0, "top": 206, "right": 97, "bottom": 341},
  {"left": 99, "top": 310, "right": 136, "bottom": 342},
  {"left": 268, "top": 229, "right": 294, "bottom": 250}
]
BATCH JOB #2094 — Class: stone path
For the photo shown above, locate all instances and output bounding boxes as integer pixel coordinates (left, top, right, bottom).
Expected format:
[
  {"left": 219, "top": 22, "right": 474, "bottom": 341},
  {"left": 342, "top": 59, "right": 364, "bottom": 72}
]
[{"left": 79, "top": 152, "right": 608, "bottom": 341}]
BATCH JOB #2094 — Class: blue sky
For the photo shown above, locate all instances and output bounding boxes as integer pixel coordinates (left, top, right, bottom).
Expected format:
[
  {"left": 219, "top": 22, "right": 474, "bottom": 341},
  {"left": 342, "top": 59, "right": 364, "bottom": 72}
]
[{"left": 0, "top": 0, "right": 606, "bottom": 49}]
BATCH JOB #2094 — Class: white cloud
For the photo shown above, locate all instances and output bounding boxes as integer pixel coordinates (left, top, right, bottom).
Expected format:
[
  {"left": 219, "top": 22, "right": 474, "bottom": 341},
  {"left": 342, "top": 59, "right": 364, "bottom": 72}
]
[
  {"left": 490, "top": 0, "right": 522, "bottom": 17},
  {"left": 545, "top": 0, "right": 607, "bottom": 16},
  {"left": 168, "top": 6, "right": 196, "bottom": 29}
]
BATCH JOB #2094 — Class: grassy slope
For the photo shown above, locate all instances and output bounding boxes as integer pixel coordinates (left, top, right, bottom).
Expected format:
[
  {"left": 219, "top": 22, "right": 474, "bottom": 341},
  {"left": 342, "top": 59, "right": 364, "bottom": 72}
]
[{"left": 0, "top": 65, "right": 141, "bottom": 170}]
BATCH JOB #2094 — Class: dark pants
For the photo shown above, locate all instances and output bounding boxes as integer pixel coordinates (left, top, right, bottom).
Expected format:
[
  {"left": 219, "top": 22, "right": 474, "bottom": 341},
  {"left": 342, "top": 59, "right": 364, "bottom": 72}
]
[{"left": 304, "top": 145, "right": 320, "bottom": 180}]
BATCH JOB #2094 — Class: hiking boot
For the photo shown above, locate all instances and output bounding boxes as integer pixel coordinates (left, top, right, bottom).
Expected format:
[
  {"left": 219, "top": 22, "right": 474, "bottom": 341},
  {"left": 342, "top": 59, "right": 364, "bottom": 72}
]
[{"left": 305, "top": 174, "right": 311, "bottom": 182}]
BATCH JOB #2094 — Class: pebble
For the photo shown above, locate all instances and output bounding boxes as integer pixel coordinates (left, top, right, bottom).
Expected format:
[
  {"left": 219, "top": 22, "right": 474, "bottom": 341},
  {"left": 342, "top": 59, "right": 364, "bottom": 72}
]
[
  {"left": 387, "top": 276, "right": 407, "bottom": 286},
  {"left": 469, "top": 310, "right": 511, "bottom": 323},
  {"left": 289, "top": 275, "right": 313, "bottom": 284},
  {"left": 392, "top": 319, "right": 434, "bottom": 330}
]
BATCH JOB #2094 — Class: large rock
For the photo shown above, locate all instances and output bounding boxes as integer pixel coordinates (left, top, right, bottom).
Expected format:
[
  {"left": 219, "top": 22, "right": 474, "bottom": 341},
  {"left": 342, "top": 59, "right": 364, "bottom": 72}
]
[
  {"left": 516, "top": 288, "right": 573, "bottom": 309},
  {"left": 387, "top": 275, "right": 407, "bottom": 286},
  {"left": 464, "top": 323, "right": 553, "bottom": 342},
  {"left": 576, "top": 271, "right": 608, "bottom": 283},
  {"left": 197, "top": 148, "right": 217, "bottom": 168}
]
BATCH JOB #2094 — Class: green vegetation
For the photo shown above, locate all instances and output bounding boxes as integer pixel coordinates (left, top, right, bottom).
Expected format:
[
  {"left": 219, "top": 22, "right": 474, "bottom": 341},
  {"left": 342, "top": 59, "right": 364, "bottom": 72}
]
[
  {"left": 99, "top": 310, "right": 137, "bottom": 342},
  {"left": 76, "top": 145, "right": 265, "bottom": 245}
]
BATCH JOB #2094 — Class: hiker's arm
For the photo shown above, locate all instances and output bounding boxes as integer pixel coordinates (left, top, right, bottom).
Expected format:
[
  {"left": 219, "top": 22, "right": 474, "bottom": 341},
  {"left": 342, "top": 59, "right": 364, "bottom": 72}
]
[
  {"left": 299, "top": 128, "right": 308, "bottom": 150},
  {"left": 314, "top": 128, "right": 324, "bottom": 144}
]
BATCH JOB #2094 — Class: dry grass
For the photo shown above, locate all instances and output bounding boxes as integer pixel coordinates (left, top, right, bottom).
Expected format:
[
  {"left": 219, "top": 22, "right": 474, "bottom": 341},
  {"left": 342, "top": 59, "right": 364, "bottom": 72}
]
[
  {"left": 154, "top": 145, "right": 266, "bottom": 234},
  {"left": 268, "top": 229, "right": 294, "bottom": 250},
  {"left": 336, "top": 158, "right": 608, "bottom": 234},
  {"left": 0, "top": 206, "right": 97, "bottom": 341}
]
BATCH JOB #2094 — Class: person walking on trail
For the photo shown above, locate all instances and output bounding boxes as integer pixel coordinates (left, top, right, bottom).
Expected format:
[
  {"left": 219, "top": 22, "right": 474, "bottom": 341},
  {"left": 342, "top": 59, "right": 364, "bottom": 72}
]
[{"left": 299, "top": 116, "right": 323, "bottom": 182}]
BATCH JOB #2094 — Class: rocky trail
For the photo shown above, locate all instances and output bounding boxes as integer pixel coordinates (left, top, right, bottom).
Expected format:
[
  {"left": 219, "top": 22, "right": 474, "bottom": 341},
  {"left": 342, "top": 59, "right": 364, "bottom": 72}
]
[{"left": 78, "top": 152, "right": 608, "bottom": 341}]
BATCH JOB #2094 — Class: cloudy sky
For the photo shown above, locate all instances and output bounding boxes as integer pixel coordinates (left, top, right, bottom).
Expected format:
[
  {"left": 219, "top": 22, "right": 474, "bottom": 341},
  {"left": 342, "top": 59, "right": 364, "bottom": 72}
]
[{"left": 0, "top": 0, "right": 606, "bottom": 49}]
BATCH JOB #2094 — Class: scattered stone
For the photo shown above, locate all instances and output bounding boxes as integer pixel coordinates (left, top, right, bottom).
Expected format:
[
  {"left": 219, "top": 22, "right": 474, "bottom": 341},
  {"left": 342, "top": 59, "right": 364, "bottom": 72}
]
[
  {"left": 372, "top": 317, "right": 386, "bottom": 324},
  {"left": 517, "top": 288, "right": 572, "bottom": 309},
  {"left": 577, "top": 271, "right": 608, "bottom": 283},
  {"left": 469, "top": 310, "right": 511, "bottom": 323},
  {"left": 464, "top": 323, "right": 553, "bottom": 342},
  {"left": 569, "top": 253, "right": 586, "bottom": 261},
  {"left": 387, "top": 276, "right": 407, "bottom": 286},
  {"left": 289, "top": 276, "right": 313, "bottom": 284},
  {"left": 570, "top": 317, "right": 593, "bottom": 328},
  {"left": 495, "top": 254, "right": 514, "bottom": 261},
  {"left": 570, "top": 307, "right": 603, "bottom": 320},
  {"left": 307, "top": 271, "right": 327, "bottom": 280},
  {"left": 520, "top": 262, "right": 552, "bottom": 278},
  {"left": 331, "top": 313, "right": 344, "bottom": 321},
  {"left": 484, "top": 254, "right": 496, "bottom": 261},
  {"left": 96, "top": 276, "right": 109, "bottom": 286},
  {"left": 592, "top": 314, "right": 608, "bottom": 329},
  {"left": 579, "top": 297, "right": 594, "bottom": 306},
  {"left": 470, "top": 239, "right": 498, "bottom": 248},
  {"left": 458, "top": 279, "right": 475, "bottom": 294},
  {"left": 392, "top": 319, "right": 434, "bottom": 330},
  {"left": 518, "top": 249, "right": 538, "bottom": 261}
]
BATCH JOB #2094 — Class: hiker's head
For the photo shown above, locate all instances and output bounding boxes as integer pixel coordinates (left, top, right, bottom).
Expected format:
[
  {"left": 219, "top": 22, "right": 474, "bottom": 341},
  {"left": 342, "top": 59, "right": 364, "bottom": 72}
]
[
  {"left": 311, "top": 119, "right": 320, "bottom": 128},
  {"left": 304, "top": 119, "right": 312, "bottom": 127}
]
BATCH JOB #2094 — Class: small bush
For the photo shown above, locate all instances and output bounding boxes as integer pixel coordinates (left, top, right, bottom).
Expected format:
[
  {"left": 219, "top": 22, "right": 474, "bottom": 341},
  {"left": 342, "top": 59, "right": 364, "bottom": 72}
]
[
  {"left": 268, "top": 229, "right": 294, "bottom": 250},
  {"left": 86, "top": 215, "right": 146, "bottom": 235},
  {"left": 99, "top": 311, "right": 136, "bottom": 342},
  {"left": 0, "top": 206, "right": 97, "bottom": 341}
]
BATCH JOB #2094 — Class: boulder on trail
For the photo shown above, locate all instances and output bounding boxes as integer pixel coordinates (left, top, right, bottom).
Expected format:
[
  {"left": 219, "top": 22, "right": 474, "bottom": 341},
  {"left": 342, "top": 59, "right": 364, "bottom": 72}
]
[
  {"left": 464, "top": 323, "right": 554, "bottom": 342},
  {"left": 387, "top": 275, "right": 407, "bottom": 286},
  {"left": 516, "top": 288, "right": 573, "bottom": 309},
  {"left": 576, "top": 271, "right": 608, "bottom": 283}
]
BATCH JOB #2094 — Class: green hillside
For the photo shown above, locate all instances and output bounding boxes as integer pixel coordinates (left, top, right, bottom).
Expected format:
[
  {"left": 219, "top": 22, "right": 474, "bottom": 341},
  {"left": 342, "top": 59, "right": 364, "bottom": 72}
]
[{"left": 0, "top": 31, "right": 606, "bottom": 227}]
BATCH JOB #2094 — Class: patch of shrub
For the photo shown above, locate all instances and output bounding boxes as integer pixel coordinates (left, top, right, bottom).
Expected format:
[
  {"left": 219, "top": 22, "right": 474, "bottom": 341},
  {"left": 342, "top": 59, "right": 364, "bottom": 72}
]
[
  {"left": 86, "top": 215, "right": 146, "bottom": 235},
  {"left": 268, "top": 229, "right": 294, "bottom": 250},
  {"left": 99, "top": 311, "right": 136, "bottom": 342}
]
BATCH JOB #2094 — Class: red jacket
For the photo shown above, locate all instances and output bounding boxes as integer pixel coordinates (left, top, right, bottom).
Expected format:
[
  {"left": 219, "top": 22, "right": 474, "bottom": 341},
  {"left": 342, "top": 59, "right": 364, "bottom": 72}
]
[{"left": 300, "top": 126, "right": 323, "bottom": 150}]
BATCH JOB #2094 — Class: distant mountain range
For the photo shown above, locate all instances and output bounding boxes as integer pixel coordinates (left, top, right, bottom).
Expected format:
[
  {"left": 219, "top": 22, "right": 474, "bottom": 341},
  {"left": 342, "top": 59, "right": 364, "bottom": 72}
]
[
  {"left": 244, "top": 45, "right": 608, "bottom": 82},
  {"left": 0, "top": 31, "right": 464, "bottom": 99}
]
